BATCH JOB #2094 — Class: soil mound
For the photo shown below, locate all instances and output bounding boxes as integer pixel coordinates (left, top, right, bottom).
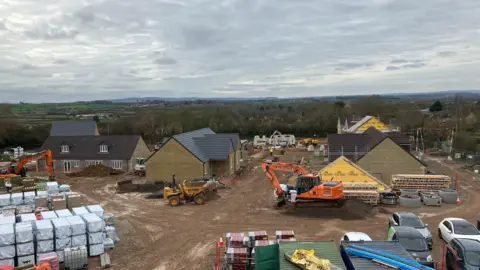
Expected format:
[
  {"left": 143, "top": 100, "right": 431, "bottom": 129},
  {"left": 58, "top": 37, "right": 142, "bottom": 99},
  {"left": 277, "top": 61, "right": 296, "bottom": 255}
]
[
  {"left": 342, "top": 199, "right": 375, "bottom": 218},
  {"left": 282, "top": 199, "right": 375, "bottom": 220},
  {"left": 68, "top": 164, "right": 124, "bottom": 177}
]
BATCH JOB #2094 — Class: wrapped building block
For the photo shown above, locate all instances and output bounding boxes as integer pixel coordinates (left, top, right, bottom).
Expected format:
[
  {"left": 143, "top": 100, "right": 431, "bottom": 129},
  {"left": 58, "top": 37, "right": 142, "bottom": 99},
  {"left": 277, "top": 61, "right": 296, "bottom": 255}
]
[
  {"left": 66, "top": 216, "right": 86, "bottom": 235},
  {"left": 88, "top": 232, "right": 104, "bottom": 245},
  {"left": 71, "top": 235, "right": 87, "bottom": 247},
  {"left": 35, "top": 220, "right": 54, "bottom": 240},
  {"left": 16, "top": 241, "right": 34, "bottom": 256},
  {"left": 0, "top": 258, "right": 14, "bottom": 267},
  {"left": 55, "top": 237, "right": 72, "bottom": 250},
  {"left": 10, "top": 193, "right": 23, "bottom": 205},
  {"left": 37, "top": 239, "right": 54, "bottom": 253},
  {"left": 47, "top": 182, "right": 59, "bottom": 194},
  {"left": 86, "top": 205, "right": 104, "bottom": 218},
  {"left": 17, "top": 254, "right": 36, "bottom": 266},
  {"left": 41, "top": 211, "right": 58, "bottom": 220},
  {"left": 20, "top": 213, "right": 37, "bottom": 225},
  {"left": 88, "top": 244, "right": 104, "bottom": 256},
  {"left": 15, "top": 222, "right": 33, "bottom": 243},
  {"left": 0, "top": 224, "right": 15, "bottom": 246},
  {"left": 72, "top": 206, "right": 89, "bottom": 216},
  {"left": 0, "top": 194, "right": 10, "bottom": 207},
  {"left": 55, "top": 209, "right": 72, "bottom": 218},
  {"left": 16, "top": 204, "right": 35, "bottom": 214},
  {"left": 0, "top": 245, "right": 15, "bottom": 260},
  {"left": 81, "top": 213, "right": 103, "bottom": 233},
  {"left": 51, "top": 217, "right": 72, "bottom": 238},
  {"left": 0, "top": 215, "right": 15, "bottom": 225},
  {"left": 23, "top": 191, "right": 36, "bottom": 204}
]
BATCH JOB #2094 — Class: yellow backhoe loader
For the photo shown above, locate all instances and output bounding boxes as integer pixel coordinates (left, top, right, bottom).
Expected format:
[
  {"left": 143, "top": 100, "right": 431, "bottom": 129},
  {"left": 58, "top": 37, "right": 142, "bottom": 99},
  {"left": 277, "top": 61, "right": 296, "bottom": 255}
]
[{"left": 163, "top": 180, "right": 213, "bottom": 206}]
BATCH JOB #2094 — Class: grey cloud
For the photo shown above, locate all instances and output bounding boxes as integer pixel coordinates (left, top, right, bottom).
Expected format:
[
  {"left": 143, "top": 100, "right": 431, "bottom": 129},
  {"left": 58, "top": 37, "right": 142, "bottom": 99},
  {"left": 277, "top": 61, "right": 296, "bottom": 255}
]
[
  {"left": 1, "top": 0, "right": 480, "bottom": 102},
  {"left": 154, "top": 57, "right": 177, "bottom": 65},
  {"left": 437, "top": 51, "right": 457, "bottom": 57}
]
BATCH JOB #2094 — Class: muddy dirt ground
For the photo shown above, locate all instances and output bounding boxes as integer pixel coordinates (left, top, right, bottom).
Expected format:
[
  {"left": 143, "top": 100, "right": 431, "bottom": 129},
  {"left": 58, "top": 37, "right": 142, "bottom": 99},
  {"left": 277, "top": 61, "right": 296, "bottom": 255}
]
[{"left": 55, "top": 151, "right": 480, "bottom": 270}]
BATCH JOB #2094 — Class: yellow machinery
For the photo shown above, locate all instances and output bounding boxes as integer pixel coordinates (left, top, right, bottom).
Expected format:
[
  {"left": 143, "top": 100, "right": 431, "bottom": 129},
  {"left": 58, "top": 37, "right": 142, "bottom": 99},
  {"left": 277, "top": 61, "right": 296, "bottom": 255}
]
[
  {"left": 163, "top": 180, "right": 209, "bottom": 206},
  {"left": 302, "top": 138, "right": 320, "bottom": 146}
]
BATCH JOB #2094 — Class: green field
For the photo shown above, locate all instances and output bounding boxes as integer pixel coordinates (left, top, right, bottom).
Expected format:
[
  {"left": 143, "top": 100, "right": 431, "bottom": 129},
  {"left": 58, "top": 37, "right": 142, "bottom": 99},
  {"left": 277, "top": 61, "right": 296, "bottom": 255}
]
[{"left": 11, "top": 102, "right": 123, "bottom": 114}]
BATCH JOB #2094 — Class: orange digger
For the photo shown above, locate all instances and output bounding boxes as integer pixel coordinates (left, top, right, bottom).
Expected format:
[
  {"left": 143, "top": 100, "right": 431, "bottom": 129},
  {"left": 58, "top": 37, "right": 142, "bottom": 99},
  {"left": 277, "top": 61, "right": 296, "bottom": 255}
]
[
  {"left": 261, "top": 160, "right": 345, "bottom": 208},
  {"left": 0, "top": 149, "right": 55, "bottom": 180}
]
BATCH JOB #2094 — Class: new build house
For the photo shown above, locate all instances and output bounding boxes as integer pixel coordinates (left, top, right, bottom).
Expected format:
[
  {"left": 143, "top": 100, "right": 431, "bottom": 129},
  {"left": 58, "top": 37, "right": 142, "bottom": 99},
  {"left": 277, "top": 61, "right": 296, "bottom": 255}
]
[
  {"left": 145, "top": 128, "right": 241, "bottom": 183},
  {"left": 40, "top": 135, "right": 151, "bottom": 173},
  {"left": 328, "top": 127, "right": 425, "bottom": 184}
]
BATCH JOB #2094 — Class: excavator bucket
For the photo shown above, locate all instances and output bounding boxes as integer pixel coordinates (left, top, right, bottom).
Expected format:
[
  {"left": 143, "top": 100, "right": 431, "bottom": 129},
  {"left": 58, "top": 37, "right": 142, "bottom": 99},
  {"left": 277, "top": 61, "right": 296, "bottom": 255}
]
[{"left": 277, "top": 198, "right": 287, "bottom": 207}]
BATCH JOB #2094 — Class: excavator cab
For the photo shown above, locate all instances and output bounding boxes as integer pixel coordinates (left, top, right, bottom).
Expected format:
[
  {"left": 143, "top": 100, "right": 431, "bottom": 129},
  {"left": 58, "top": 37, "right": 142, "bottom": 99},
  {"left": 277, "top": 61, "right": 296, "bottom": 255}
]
[{"left": 296, "top": 175, "right": 320, "bottom": 194}]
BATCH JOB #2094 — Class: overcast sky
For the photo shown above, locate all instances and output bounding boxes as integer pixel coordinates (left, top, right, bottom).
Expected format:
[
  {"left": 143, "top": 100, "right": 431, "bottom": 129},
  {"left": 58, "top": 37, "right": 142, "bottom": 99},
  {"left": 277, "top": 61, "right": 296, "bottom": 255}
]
[{"left": 1, "top": 0, "right": 480, "bottom": 102}]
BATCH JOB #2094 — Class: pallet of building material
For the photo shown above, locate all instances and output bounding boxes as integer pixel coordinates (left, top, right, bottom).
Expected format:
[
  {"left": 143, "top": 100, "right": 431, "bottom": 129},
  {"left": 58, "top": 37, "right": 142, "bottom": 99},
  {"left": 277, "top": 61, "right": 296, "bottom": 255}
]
[
  {"left": 344, "top": 190, "right": 379, "bottom": 205},
  {"left": 392, "top": 174, "right": 451, "bottom": 190},
  {"left": 52, "top": 198, "right": 67, "bottom": 210},
  {"left": 22, "top": 179, "right": 36, "bottom": 192},
  {"left": 66, "top": 193, "right": 83, "bottom": 209},
  {"left": 343, "top": 182, "right": 379, "bottom": 191},
  {"left": 35, "top": 183, "right": 47, "bottom": 191}
]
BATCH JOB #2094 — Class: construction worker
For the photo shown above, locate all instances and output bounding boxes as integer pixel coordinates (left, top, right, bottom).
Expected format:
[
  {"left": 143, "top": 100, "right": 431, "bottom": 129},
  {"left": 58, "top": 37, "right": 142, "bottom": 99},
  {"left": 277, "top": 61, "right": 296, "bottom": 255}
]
[
  {"left": 5, "top": 180, "right": 12, "bottom": 193},
  {"left": 171, "top": 174, "right": 176, "bottom": 188},
  {"left": 269, "top": 147, "right": 273, "bottom": 156}
]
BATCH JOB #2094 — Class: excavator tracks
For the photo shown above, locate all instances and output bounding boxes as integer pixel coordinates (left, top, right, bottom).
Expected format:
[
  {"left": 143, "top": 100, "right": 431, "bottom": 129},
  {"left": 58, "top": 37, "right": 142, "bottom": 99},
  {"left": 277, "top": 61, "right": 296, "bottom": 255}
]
[{"left": 293, "top": 198, "right": 346, "bottom": 208}]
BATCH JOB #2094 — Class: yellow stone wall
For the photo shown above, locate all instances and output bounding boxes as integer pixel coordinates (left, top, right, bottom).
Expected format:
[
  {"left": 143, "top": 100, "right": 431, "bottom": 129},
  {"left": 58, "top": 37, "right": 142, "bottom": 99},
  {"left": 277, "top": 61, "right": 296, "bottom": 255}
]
[{"left": 356, "top": 117, "right": 389, "bottom": 132}]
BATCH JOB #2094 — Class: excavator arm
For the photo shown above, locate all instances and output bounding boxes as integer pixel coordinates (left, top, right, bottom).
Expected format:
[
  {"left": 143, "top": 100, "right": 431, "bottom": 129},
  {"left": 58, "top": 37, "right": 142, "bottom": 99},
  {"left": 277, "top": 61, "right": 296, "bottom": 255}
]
[
  {"left": 262, "top": 161, "right": 309, "bottom": 175},
  {"left": 261, "top": 162, "right": 285, "bottom": 197},
  {"left": 14, "top": 149, "right": 55, "bottom": 179}
]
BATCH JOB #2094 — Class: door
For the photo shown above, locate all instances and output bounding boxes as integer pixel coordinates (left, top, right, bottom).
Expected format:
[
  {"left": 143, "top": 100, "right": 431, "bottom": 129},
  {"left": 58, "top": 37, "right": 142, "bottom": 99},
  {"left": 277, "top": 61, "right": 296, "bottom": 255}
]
[
  {"left": 63, "top": 161, "right": 72, "bottom": 173},
  {"left": 441, "top": 221, "right": 454, "bottom": 243}
]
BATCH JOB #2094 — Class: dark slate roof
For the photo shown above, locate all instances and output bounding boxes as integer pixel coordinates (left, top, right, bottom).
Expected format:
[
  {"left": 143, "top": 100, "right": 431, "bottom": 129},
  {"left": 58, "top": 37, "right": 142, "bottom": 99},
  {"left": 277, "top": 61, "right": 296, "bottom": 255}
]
[
  {"left": 172, "top": 128, "right": 216, "bottom": 162},
  {"left": 205, "top": 133, "right": 240, "bottom": 151},
  {"left": 341, "top": 241, "right": 414, "bottom": 270},
  {"left": 327, "top": 134, "right": 371, "bottom": 162},
  {"left": 194, "top": 136, "right": 233, "bottom": 160},
  {"left": 50, "top": 121, "right": 98, "bottom": 136},
  {"left": 328, "top": 127, "right": 414, "bottom": 163},
  {"left": 41, "top": 135, "right": 140, "bottom": 160}
]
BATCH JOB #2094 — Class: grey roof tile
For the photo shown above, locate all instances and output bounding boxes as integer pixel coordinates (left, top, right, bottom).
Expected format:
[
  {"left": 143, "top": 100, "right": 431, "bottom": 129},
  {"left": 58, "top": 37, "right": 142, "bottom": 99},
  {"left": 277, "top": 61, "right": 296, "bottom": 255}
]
[
  {"left": 194, "top": 136, "right": 233, "bottom": 160},
  {"left": 50, "top": 121, "right": 98, "bottom": 136},
  {"left": 172, "top": 128, "right": 215, "bottom": 162},
  {"left": 42, "top": 135, "right": 140, "bottom": 160},
  {"left": 205, "top": 133, "right": 240, "bottom": 151}
]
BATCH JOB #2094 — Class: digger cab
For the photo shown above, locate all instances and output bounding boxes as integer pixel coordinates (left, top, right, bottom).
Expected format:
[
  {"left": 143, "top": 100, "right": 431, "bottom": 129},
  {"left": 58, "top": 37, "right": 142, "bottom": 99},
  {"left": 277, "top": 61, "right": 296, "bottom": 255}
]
[{"left": 296, "top": 175, "right": 321, "bottom": 194}]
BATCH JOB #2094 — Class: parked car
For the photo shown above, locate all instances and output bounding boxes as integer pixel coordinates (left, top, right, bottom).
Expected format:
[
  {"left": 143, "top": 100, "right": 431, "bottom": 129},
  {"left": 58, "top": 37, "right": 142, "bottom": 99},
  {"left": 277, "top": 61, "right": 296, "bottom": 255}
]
[
  {"left": 340, "top": 232, "right": 372, "bottom": 242},
  {"left": 387, "top": 226, "right": 434, "bottom": 266},
  {"left": 445, "top": 238, "right": 480, "bottom": 270},
  {"left": 439, "top": 218, "right": 480, "bottom": 243},
  {"left": 388, "top": 212, "right": 432, "bottom": 249}
]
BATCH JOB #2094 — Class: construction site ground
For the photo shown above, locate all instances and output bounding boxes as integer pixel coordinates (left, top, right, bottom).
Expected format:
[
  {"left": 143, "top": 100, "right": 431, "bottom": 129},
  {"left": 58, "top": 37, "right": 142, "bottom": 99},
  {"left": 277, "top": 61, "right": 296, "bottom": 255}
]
[{"left": 55, "top": 151, "right": 480, "bottom": 270}]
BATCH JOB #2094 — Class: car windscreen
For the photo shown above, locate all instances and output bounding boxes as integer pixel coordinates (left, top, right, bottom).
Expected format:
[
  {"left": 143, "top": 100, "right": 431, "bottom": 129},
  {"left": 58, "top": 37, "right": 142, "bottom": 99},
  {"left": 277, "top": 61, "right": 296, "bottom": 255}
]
[
  {"left": 398, "top": 237, "right": 428, "bottom": 252},
  {"left": 401, "top": 217, "right": 425, "bottom": 228},
  {"left": 465, "top": 251, "right": 480, "bottom": 266},
  {"left": 453, "top": 223, "right": 480, "bottom": 235}
]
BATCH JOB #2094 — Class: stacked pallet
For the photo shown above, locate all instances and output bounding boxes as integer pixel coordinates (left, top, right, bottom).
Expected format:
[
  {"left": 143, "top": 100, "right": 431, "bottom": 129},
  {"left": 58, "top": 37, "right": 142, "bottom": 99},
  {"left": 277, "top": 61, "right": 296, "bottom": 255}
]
[
  {"left": 392, "top": 174, "right": 451, "bottom": 190},
  {"left": 52, "top": 217, "right": 72, "bottom": 262},
  {"left": 0, "top": 223, "right": 15, "bottom": 266},
  {"left": 35, "top": 220, "right": 55, "bottom": 261},
  {"left": 16, "top": 222, "right": 36, "bottom": 266},
  {"left": 343, "top": 183, "right": 379, "bottom": 205}
]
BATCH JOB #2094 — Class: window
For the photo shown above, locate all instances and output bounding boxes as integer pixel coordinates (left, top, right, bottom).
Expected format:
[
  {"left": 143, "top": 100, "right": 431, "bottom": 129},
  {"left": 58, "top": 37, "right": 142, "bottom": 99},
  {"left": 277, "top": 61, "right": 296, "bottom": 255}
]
[
  {"left": 111, "top": 160, "right": 123, "bottom": 170},
  {"left": 61, "top": 145, "right": 69, "bottom": 153},
  {"left": 444, "top": 221, "right": 452, "bottom": 231},
  {"left": 95, "top": 161, "right": 103, "bottom": 165},
  {"left": 453, "top": 222, "right": 480, "bottom": 235},
  {"left": 401, "top": 217, "right": 425, "bottom": 229},
  {"left": 100, "top": 145, "right": 108, "bottom": 153},
  {"left": 73, "top": 160, "right": 80, "bottom": 168}
]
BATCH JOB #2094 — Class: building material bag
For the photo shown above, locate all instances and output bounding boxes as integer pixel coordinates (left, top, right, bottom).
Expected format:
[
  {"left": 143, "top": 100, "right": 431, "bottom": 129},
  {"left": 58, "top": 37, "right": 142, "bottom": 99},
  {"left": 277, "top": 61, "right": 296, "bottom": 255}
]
[
  {"left": 23, "top": 192, "right": 36, "bottom": 205},
  {"left": 0, "top": 224, "right": 15, "bottom": 246},
  {"left": 35, "top": 196, "right": 48, "bottom": 208},
  {"left": 10, "top": 193, "right": 23, "bottom": 205},
  {"left": 37, "top": 252, "right": 60, "bottom": 270},
  {"left": 55, "top": 209, "right": 72, "bottom": 218},
  {"left": 86, "top": 205, "right": 104, "bottom": 218},
  {"left": 88, "top": 232, "right": 104, "bottom": 245},
  {"left": 47, "top": 182, "right": 59, "bottom": 194},
  {"left": 0, "top": 258, "right": 14, "bottom": 267},
  {"left": 66, "top": 216, "right": 86, "bottom": 235},
  {"left": 0, "top": 245, "right": 15, "bottom": 260},
  {"left": 17, "top": 254, "right": 35, "bottom": 266},
  {"left": 59, "top": 184, "right": 71, "bottom": 193},
  {"left": 72, "top": 206, "right": 89, "bottom": 216},
  {"left": 0, "top": 194, "right": 10, "bottom": 207},
  {"left": 35, "top": 220, "right": 54, "bottom": 240},
  {"left": 64, "top": 246, "right": 88, "bottom": 270},
  {"left": 88, "top": 244, "right": 104, "bottom": 256},
  {"left": 81, "top": 213, "right": 103, "bottom": 233},
  {"left": 51, "top": 218, "right": 72, "bottom": 238},
  {"left": 37, "top": 239, "right": 54, "bottom": 253},
  {"left": 71, "top": 235, "right": 87, "bottom": 247},
  {"left": 40, "top": 211, "right": 58, "bottom": 220},
  {"left": 55, "top": 237, "right": 72, "bottom": 250},
  {"left": 15, "top": 222, "right": 33, "bottom": 243},
  {"left": 16, "top": 241, "right": 34, "bottom": 256}
]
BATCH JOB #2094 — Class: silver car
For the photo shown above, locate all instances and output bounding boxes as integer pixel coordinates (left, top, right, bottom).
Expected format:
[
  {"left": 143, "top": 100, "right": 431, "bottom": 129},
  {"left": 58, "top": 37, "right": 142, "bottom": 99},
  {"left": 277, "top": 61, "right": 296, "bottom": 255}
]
[{"left": 388, "top": 211, "right": 432, "bottom": 249}]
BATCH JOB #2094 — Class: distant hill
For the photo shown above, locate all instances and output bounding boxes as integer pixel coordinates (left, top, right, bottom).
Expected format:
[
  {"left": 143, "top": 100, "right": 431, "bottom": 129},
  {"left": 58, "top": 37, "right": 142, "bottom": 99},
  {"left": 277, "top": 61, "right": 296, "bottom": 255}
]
[{"left": 110, "top": 90, "right": 480, "bottom": 103}]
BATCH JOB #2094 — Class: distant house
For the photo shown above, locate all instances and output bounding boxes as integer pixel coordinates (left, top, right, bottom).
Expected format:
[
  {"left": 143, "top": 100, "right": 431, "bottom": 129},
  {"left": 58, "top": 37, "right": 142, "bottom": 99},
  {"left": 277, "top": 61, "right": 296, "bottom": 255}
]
[
  {"left": 145, "top": 128, "right": 241, "bottom": 183},
  {"left": 337, "top": 115, "right": 396, "bottom": 134},
  {"left": 328, "top": 127, "right": 424, "bottom": 184},
  {"left": 50, "top": 121, "right": 99, "bottom": 136},
  {"left": 40, "top": 135, "right": 150, "bottom": 173}
]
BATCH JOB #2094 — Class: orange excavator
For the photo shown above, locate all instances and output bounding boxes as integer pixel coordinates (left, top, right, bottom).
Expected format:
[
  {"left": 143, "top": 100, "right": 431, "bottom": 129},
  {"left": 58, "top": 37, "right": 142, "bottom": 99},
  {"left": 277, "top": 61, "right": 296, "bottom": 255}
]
[
  {"left": 261, "top": 160, "right": 345, "bottom": 208},
  {"left": 0, "top": 149, "right": 55, "bottom": 180}
]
